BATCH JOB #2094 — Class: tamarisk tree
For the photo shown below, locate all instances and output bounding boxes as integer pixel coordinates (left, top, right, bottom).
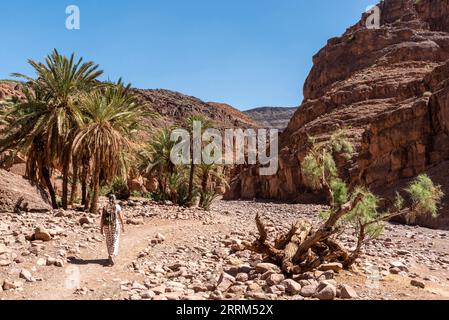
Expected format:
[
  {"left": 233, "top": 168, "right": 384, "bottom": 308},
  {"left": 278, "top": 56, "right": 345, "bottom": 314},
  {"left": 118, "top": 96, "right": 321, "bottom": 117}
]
[{"left": 243, "top": 130, "right": 444, "bottom": 274}]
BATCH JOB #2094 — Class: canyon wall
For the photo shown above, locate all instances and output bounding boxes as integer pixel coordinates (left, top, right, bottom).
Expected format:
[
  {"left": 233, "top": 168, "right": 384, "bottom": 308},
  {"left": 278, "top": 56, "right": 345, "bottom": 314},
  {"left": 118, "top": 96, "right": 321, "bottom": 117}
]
[{"left": 227, "top": 0, "right": 449, "bottom": 228}]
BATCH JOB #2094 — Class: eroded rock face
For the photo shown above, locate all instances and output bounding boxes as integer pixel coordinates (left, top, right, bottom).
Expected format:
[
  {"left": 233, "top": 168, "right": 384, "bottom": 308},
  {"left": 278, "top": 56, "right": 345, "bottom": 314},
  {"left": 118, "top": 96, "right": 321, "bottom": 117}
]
[
  {"left": 0, "top": 82, "right": 24, "bottom": 102},
  {"left": 227, "top": 0, "right": 449, "bottom": 228},
  {"left": 0, "top": 169, "right": 51, "bottom": 213}
]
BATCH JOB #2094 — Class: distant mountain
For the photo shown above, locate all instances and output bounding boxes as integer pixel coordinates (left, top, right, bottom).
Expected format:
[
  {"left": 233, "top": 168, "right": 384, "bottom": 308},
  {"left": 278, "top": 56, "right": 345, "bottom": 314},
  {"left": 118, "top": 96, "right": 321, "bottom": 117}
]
[
  {"left": 244, "top": 106, "right": 297, "bottom": 131},
  {"left": 133, "top": 88, "right": 258, "bottom": 129}
]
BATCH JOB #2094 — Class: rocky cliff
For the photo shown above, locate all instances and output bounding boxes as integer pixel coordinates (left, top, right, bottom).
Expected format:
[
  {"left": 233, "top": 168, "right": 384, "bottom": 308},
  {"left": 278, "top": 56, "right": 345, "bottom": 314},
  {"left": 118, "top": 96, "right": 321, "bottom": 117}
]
[
  {"left": 0, "top": 169, "right": 51, "bottom": 213},
  {"left": 0, "top": 81, "right": 24, "bottom": 103},
  {"left": 244, "top": 107, "right": 298, "bottom": 131},
  {"left": 227, "top": 0, "right": 449, "bottom": 228}
]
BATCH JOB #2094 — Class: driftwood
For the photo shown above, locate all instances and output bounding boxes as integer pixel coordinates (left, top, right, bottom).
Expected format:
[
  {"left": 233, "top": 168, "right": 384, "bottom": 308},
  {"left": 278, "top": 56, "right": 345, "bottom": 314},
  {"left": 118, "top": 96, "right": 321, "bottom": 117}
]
[{"left": 243, "top": 195, "right": 365, "bottom": 275}]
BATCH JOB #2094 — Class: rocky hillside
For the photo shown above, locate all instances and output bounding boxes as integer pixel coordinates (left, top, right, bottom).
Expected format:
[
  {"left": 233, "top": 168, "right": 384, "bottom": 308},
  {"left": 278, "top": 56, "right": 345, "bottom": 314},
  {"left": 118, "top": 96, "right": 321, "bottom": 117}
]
[
  {"left": 1, "top": 82, "right": 256, "bottom": 130},
  {"left": 0, "top": 169, "right": 51, "bottom": 213},
  {"left": 133, "top": 89, "right": 257, "bottom": 129},
  {"left": 0, "top": 81, "right": 24, "bottom": 102},
  {"left": 227, "top": 0, "right": 449, "bottom": 229},
  {"left": 244, "top": 107, "right": 297, "bottom": 131}
]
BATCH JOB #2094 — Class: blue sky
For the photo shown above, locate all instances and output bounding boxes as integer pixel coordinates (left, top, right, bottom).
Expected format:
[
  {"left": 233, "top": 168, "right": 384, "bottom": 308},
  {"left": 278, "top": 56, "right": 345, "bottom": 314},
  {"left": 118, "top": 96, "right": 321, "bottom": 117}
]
[{"left": 0, "top": 0, "right": 375, "bottom": 110}]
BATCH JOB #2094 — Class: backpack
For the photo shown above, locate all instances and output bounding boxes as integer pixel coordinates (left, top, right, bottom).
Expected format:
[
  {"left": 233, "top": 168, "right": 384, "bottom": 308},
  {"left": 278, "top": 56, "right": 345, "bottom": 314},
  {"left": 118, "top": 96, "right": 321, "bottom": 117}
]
[{"left": 102, "top": 204, "right": 117, "bottom": 226}]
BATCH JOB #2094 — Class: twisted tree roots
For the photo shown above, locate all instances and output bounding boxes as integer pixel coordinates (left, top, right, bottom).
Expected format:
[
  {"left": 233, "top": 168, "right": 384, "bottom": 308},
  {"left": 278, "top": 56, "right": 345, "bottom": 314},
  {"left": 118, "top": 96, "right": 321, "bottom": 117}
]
[{"left": 243, "top": 214, "right": 356, "bottom": 275}]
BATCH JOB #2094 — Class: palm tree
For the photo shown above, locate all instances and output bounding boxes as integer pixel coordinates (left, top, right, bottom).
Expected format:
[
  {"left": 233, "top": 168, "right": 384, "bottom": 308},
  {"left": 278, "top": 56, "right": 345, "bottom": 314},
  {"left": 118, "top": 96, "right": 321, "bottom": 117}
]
[
  {"left": 184, "top": 115, "right": 214, "bottom": 206},
  {"left": 196, "top": 164, "right": 229, "bottom": 209},
  {"left": 137, "top": 128, "right": 176, "bottom": 196},
  {"left": 73, "top": 82, "right": 143, "bottom": 213},
  {"left": 8, "top": 50, "right": 103, "bottom": 209},
  {"left": 0, "top": 86, "right": 60, "bottom": 207}
]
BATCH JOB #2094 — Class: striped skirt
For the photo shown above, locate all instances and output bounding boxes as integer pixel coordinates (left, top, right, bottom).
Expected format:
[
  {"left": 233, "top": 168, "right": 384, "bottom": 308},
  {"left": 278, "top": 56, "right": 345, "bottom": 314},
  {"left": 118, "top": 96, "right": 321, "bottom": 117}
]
[{"left": 104, "top": 223, "right": 121, "bottom": 257}]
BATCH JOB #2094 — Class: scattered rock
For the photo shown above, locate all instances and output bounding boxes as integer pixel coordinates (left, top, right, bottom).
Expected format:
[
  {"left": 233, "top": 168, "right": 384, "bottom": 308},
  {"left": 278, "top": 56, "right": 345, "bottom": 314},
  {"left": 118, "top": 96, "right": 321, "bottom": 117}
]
[
  {"left": 266, "top": 273, "right": 285, "bottom": 286},
  {"left": 36, "top": 258, "right": 46, "bottom": 266},
  {"left": 54, "top": 259, "right": 65, "bottom": 267},
  {"left": 2, "top": 279, "right": 22, "bottom": 291},
  {"left": 20, "top": 269, "right": 34, "bottom": 282},
  {"left": 319, "top": 263, "right": 343, "bottom": 273},
  {"left": 127, "top": 218, "right": 144, "bottom": 225},
  {"left": 338, "top": 284, "right": 358, "bottom": 299},
  {"left": 235, "top": 273, "right": 249, "bottom": 282},
  {"left": 255, "top": 263, "right": 281, "bottom": 274},
  {"left": 314, "top": 282, "right": 337, "bottom": 300},
  {"left": 0, "top": 259, "right": 11, "bottom": 267},
  {"left": 389, "top": 267, "right": 401, "bottom": 275},
  {"left": 300, "top": 285, "right": 317, "bottom": 298},
  {"left": 411, "top": 280, "right": 426, "bottom": 289},
  {"left": 389, "top": 261, "right": 408, "bottom": 272},
  {"left": 282, "top": 279, "right": 302, "bottom": 295},
  {"left": 79, "top": 216, "right": 93, "bottom": 226},
  {"left": 217, "top": 272, "right": 235, "bottom": 292},
  {"left": 33, "top": 226, "right": 52, "bottom": 242},
  {"left": 0, "top": 244, "right": 8, "bottom": 255},
  {"left": 141, "top": 290, "right": 156, "bottom": 299}
]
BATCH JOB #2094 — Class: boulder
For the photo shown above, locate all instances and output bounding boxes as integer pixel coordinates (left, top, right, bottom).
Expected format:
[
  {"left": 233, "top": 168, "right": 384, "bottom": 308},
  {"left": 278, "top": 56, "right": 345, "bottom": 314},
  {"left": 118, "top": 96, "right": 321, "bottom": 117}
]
[
  {"left": 216, "top": 272, "right": 235, "bottom": 292},
  {"left": 300, "top": 285, "right": 317, "bottom": 298},
  {"left": 19, "top": 269, "right": 34, "bottom": 282},
  {"left": 33, "top": 226, "right": 52, "bottom": 242},
  {"left": 0, "top": 169, "right": 51, "bottom": 212},
  {"left": 411, "top": 279, "right": 426, "bottom": 289},
  {"left": 314, "top": 282, "right": 337, "bottom": 301},
  {"left": 79, "top": 216, "right": 93, "bottom": 226},
  {"left": 282, "top": 279, "right": 302, "bottom": 295},
  {"left": 338, "top": 284, "right": 358, "bottom": 299}
]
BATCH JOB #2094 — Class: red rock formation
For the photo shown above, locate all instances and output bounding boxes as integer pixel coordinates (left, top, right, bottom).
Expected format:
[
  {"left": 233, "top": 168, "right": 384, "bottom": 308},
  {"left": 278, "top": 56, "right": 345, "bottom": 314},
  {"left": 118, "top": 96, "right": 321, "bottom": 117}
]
[
  {"left": 0, "top": 81, "right": 25, "bottom": 102},
  {"left": 227, "top": 0, "right": 449, "bottom": 228},
  {"left": 0, "top": 169, "right": 51, "bottom": 212}
]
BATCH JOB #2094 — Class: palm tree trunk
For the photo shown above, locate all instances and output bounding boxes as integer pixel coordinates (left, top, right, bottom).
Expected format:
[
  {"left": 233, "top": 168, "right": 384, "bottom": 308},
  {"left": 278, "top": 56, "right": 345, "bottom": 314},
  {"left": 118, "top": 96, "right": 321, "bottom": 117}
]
[
  {"left": 84, "top": 186, "right": 91, "bottom": 212},
  {"left": 90, "top": 162, "right": 101, "bottom": 214},
  {"left": 69, "top": 157, "right": 79, "bottom": 206},
  {"left": 42, "top": 166, "right": 58, "bottom": 209},
  {"left": 81, "top": 156, "right": 89, "bottom": 206},
  {"left": 187, "top": 161, "right": 195, "bottom": 205},
  {"left": 199, "top": 171, "right": 208, "bottom": 207},
  {"left": 62, "top": 155, "right": 70, "bottom": 210}
]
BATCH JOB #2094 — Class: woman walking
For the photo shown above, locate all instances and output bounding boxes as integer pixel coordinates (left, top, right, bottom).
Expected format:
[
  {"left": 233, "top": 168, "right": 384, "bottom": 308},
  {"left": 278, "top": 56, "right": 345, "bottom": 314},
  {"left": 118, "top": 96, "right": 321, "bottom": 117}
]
[{"left": 100, "top": 195, "right": 125, "bottom": 266}]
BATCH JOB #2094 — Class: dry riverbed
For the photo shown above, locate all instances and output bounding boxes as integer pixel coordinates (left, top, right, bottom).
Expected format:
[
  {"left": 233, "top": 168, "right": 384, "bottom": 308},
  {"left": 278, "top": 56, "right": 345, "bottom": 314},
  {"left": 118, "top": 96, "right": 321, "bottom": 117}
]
[{"left": 1, "top": 199, "right": 449, "bottom": 300}]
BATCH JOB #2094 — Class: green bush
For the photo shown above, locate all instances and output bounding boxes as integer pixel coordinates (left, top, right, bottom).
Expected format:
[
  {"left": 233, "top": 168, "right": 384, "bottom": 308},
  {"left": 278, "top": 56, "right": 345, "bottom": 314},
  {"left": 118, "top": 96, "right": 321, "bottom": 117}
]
[
  {"left": 105, "top": 177, "right": 131, "bottom": 200},
  {"left": 405, "top": 174, "right": 444, "bottom": 224},
  {"left": 130, "top": 191, "right": 152, "bottom": 199},
  {"left": 199, "top": 191, "right": 220, "bottom": 211}
]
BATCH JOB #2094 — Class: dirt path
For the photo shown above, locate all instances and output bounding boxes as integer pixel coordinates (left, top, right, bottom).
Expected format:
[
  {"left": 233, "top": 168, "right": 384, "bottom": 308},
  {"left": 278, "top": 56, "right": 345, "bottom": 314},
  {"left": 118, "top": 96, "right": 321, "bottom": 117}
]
[{"left": 4, "top": 219, "right": 207, "bottom": 300}]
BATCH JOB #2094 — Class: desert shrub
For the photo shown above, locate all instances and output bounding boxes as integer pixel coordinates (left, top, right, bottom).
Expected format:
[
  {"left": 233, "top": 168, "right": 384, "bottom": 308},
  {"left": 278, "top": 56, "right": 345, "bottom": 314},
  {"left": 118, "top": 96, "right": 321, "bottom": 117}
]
[
  {"left": 199, "top": 191, "right": 220, "bottom": 211},
  {"left": 166, "top": 172, "right": 187, "bottom": 205},
  {"left": 105, "top": 177, "right": 131, "bottom": 200},
  {"left": 130, "top": 191, "right": 152, "bottom": 199},
  {"left": 405, "top": 174, "right": 444, "bottom": 224}
]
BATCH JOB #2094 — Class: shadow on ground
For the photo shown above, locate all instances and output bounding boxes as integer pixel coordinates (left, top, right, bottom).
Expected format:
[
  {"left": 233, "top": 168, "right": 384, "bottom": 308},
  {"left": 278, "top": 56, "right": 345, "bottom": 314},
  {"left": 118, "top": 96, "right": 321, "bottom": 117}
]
[{"left": 68, "top": 256, "right": 110, "bottom": 267}]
